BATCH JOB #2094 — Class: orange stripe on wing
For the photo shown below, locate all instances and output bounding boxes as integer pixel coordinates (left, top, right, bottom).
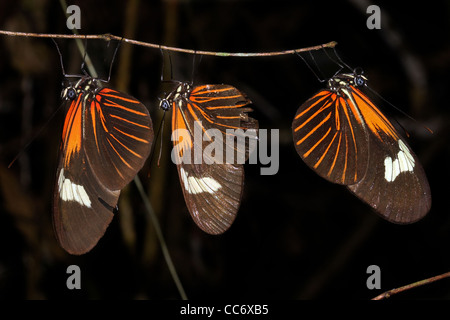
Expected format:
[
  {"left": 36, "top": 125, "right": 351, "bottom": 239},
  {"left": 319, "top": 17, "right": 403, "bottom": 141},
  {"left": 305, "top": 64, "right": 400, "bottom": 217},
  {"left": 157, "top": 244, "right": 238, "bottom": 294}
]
[
  {"left": 106, "top": 137, "right": 132, "bottom": 169},
  {"left": 109, "top": 156, "right": 125, "bottom": 180},
  {"left": 172, "top": 106, "right": 193, "bottom": 158},
  {"left": 191, "top": 94, "right": 242, "bottom": 103},
  {"left": 314, "top": 131, "right": 338, "bottom": 169},
  {"left": 334, "top": 97, "right": 342, "bottom": 131},
  {"left": 191, "top": 85, "right": 235, "bottom": 95},
  {"left": 98, "top": 93, "right": 148, "bottom": 116},
  {"left": 190, "top": 86, "right": 248, "bottom": 107},
  {"left": 294, "top": 91, "right": 332, "bottom": 121},
  {"left": 341, "top": 131, "right": 349, "bottom": 183},
  {"left": 109, "top": 114, "right": 150, "bottom": 129},
  {"left": 63, "top": 95, "right": 83, "bottom": 168},
  {"left": 294, "top": 96, "right": 333, "bottom": 132},
  {"left": 102, "top": 100, "right": 148, "bottom": 116},
  {"left": 296, "top": 111, "right": 331, "bottom": 146},
  {"left": 328, "top": 132, "right": 342, "bottom": 178},
  {"left": 340, "top": 96, "right": 358, "bottom": 156},
  {"left": 109, "top": 132, "right": 142, "bottom": 158},
  {"left": 304, "top": 126, "right": 332, "bottom": 158},
  {"left": 62, "top": 97, "right": 78, "bottom": 141},
  {"left": 186, "top": 102, "right": 215, "bottom": 131},
  {"left": 350, "top": 87, "right": 399, "bottom": 141},
  {"left": 206, "top": 102, "right": 248, "bottom": 110},
  {"left": 113, "top": 127, "right": 149, "bottom": 143},
  {"left": 99, "top": 88, "right": 141, "bottom": 104},
  {"left": 91, "top": 100, "right": 109, "bottom": 133},
  {"left": 216, "top": 115, "right": 240, "bottom": 119},
  {"left": 90, "top": 100, "right": 100, "bottom": 152},
  {"left": 185, "top": 102, "right": 243, "bottom": 135}
]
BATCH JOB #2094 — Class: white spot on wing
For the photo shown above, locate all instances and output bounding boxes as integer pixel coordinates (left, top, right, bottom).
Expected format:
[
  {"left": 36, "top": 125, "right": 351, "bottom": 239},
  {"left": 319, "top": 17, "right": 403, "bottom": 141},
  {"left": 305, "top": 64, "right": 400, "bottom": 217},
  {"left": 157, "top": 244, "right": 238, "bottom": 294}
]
[
  {"left": 180, "top": 167, "right": 222, "bottom": 194},
  {"left": 384, "top": 157, "right": 393, "bottom": 181},
  {"left": 384, "top": 140, "right": 415, "bottom": 182},
  {"left": 58, "top": 169, "right": 92, "bottom": 207}
]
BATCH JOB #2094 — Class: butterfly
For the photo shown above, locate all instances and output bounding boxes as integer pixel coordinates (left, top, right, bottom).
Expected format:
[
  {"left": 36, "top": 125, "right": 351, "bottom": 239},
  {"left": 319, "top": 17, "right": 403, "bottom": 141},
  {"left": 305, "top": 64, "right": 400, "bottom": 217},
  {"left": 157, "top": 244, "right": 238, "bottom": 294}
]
[
  {"left": 292, "top": 69, "right": 431, "bottom": 223},
  {"left": 159, "top": 83, "right": 258, "bottom": 234},
  {"left": 53, "top": 76, "right": 154, "bottom": 254}
]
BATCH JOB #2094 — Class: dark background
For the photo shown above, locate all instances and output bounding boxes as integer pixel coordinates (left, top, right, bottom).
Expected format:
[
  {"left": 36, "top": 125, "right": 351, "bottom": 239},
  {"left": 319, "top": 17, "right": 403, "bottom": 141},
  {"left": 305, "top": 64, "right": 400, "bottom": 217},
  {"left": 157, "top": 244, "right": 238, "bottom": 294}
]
[{"left": 0, "top": 0, "right": 449, "bottom": 300}]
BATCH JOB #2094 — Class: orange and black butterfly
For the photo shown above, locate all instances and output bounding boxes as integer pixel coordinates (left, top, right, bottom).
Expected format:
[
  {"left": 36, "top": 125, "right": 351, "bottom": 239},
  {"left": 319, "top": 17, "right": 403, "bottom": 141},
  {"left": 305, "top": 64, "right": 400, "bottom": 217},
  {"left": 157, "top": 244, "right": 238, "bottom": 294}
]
[
  {"left": 53, "top": 43, "right": 153, "bottom": 254},
  {"left": 160, "top": 83, "right": 258, "bottom": 234},
  {"left": 292, "top": 69, "right": 431, "bottom": 223}
]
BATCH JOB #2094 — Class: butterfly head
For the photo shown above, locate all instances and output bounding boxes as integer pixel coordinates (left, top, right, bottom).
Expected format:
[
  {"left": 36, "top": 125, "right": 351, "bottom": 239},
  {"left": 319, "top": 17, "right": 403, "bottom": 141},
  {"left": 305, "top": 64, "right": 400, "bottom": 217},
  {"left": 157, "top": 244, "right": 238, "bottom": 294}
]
[
  {"left": 159, "top": 82, "right": 193, "bottom": 111},
  {"left": 159, "top": 97, "right": 171, "bottom": 111},
  {"left": 61, "top": 77, "right": 101, "bottom": 101},
  {"left": 352, "top": 67, "right": 367, "bottom": 87},
  {"left": 328, "top": 69, "right": 368, "bottom": 93},
  {"left": 62, "top": 86, "right": 78, "bottom": 101}
]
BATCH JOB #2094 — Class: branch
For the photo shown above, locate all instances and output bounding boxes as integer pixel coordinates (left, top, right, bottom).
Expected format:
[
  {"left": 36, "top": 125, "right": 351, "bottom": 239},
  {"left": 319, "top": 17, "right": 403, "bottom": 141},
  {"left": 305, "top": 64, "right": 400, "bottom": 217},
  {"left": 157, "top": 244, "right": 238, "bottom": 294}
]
[
  {"left": 372, "top": 271, "right": 450, "bottom": 300},
  {"left": 0, "top": 29, "right": 337, "bottom": 57}
]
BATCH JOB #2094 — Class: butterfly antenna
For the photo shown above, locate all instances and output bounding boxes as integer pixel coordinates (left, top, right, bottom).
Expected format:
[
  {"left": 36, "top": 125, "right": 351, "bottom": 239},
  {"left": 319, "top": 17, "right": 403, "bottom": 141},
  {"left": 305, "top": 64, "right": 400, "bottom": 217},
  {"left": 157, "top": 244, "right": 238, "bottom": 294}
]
[
  {"left": 309, "top": 50, "right": 328, "bottom": 81},
  {"left": 159, "top": 46, "right": 165, "bottom": 82},
  {"left": 366, "top": 86, "right": 433, "bottom": 135},
  {"left": 8, "top": 102, "right": 65, "bottom": 168},
  {"left": 107, "top": 37, "right": 123, "bottom": 83},
  {"left": 191, "top": 51, "right": 203, "bottom": 85},
  {"left": 160, "top": 47, "right": 174, "bottom": 82},
  {"left": 169, "top": 52, "right": 174, "bottom": 81},
  {"left": 52, "top": 38, "right": 67, "bottom": 77},
  {"left": 147, "top": 110, "right": 167, "bottom": 168},
  {"left": 157, "top": 113, "right": 166, "bottom": 167},
  {"left": 327, "top": 47, "right": 353, "bottom": 74},
  {"left": 80, "top": 35, "right": 89, "bottom": 76},
  {"left": 295, "top": 50, "right": 326, "bottom": 83}
]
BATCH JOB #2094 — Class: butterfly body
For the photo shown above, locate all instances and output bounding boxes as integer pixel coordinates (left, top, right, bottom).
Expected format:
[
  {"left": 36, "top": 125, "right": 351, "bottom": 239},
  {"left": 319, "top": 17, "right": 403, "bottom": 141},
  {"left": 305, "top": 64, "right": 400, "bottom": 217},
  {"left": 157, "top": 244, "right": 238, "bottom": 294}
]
[{"left": 292, "top": 70, "right": 431, "bottom": 223}]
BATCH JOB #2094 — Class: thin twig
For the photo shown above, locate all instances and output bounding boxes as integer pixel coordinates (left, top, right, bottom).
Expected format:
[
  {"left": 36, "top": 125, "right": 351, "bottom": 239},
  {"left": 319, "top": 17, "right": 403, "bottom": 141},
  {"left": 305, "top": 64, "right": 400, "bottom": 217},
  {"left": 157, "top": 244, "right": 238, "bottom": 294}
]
[
  {"left": 372, "top": 271, "right": 450, "bottom": 300},
  {"left": 0, "top": 29, "right": 337, "bottom": 57}
]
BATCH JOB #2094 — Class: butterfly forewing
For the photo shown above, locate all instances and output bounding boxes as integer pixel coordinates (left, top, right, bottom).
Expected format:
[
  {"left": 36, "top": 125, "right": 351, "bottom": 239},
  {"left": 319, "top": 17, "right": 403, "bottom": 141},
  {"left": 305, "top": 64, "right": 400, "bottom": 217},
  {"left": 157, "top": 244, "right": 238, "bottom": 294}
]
[
  {"left": 187, "top": 84, "right": 258, "bottom": 161},
  {"left": 84, "top": 87, "right": 153, "bottom": 190},
  {"left": 292, "top": 90, "right": 369, "bottom": 185},
  {"left": 170, "top": 83, "right": 258, "bottom": 234},
  {"left": 54, "top": 79, "right": 153, "bottom": 254}
]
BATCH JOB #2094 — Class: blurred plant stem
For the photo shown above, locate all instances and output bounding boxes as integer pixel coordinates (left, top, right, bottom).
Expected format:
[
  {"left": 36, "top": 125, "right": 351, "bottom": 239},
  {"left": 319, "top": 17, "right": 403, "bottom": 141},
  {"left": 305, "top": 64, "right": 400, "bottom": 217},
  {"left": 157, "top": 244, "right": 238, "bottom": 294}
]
[
  {"left": 116, "top": 0, "right": 141, "bottom": 260},
  {"left": 58, "top": 0, "right": 98, "bottom": 78}
]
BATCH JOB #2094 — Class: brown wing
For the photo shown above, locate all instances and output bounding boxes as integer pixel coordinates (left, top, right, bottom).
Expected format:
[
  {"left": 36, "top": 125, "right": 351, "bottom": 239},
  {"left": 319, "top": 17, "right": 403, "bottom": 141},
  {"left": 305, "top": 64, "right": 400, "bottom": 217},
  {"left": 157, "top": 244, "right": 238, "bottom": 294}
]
[
  {"left": 84, "top": 87, "right": 153, "bottom": 190},
  {"left": 345, "top": 87, "right": 431, "bottom": 223}
]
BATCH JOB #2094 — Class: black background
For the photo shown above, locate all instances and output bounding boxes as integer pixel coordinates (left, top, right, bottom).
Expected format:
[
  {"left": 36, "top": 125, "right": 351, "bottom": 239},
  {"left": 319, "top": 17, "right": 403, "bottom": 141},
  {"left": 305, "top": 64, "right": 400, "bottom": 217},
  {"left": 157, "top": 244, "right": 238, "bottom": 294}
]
[{"left": 0, "top": 0, "right": 449, "bottom": 300}]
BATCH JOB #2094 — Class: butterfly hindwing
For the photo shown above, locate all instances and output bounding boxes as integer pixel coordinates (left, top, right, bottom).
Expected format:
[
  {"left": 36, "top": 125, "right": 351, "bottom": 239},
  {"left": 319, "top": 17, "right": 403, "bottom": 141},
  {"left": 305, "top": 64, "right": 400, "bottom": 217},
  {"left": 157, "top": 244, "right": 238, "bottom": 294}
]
[
  {"left": 54, "top": 154, "right": 120, "bottom": 255},
  {"left": 176, "top": 162, "right": 244, "bottom": 234},
  {"left": 344, "top": 87, "right": 431, "bottom": 223}
]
